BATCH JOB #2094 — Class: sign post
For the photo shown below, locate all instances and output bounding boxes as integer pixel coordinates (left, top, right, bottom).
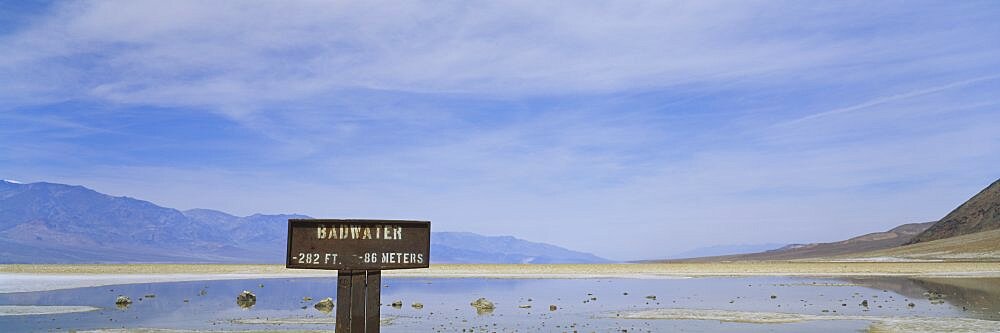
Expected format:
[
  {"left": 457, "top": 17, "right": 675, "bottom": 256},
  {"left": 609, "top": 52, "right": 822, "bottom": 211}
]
[{"left": 287, "top": 219, "right": 430, "bottom": 333}]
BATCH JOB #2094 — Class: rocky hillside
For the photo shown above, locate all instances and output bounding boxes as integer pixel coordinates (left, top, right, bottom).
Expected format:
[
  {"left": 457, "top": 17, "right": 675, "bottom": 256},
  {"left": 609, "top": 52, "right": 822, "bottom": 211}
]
[{"left": 906, "top": 178, "right": 1000, "bottom": 244}]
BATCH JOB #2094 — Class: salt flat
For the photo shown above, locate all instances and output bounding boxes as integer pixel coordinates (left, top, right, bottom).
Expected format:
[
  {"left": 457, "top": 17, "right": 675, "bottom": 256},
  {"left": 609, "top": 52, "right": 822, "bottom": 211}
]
[
  {"left": 2, "top": 262, "right": 1000, "bottom": 294},
  {"left": 0, "top": 305, "right": 100, "bottom": 316}
]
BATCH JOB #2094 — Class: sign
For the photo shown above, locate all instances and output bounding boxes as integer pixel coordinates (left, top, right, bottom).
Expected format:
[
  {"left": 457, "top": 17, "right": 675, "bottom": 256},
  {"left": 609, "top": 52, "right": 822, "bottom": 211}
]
[
  {"left": 286, "top": 219, "right": 431, "bottom": 270},
  {"left": 287, "top": 219, "right": 429, "bottom": 332}
]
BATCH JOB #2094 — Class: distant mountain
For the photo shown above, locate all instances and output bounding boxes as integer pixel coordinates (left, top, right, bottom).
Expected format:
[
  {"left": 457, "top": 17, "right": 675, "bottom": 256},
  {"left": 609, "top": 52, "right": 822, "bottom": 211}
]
[
  {"left": 181, "top": 208, "right": 309, "bottom": 261},
  {"left": 667, "top": 243, "right": 786, "bottom": 260},
  {"left": 432, "top": 232, "right": 610, "bottom": 264},
  {"left": 0, "top": 181, "right": 235, "bottom": 263},
  {"left": 652, "top": 221, "right": 934, "bottom": 262},
  {"left": 906, "top": 178, "right": 1000, "bottom": 244},
  {"left": 0, "top": 180, "right": 608, "bottom": 264}
]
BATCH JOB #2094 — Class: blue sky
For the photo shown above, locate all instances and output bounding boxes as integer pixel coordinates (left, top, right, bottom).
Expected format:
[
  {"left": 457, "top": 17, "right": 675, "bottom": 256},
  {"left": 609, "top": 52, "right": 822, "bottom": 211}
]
[{"left": 1, "top": 1, "right": 999, "bottom": 260}]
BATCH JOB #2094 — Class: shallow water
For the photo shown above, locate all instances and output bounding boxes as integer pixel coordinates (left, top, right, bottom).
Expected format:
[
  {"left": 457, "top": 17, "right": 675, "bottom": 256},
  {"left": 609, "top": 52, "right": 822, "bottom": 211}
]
[{"left": 0, "top": 276, "right": 997, "bottom": 332}]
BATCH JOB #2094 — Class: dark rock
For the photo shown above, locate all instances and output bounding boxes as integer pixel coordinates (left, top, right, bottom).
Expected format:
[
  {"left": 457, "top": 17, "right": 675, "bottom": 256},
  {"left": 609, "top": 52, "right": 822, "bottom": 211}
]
[
  {"left": 115, "top": 295, "right": 132, "bottom": 310},
  {"left": 314, "top": 297, "right": 334, "bottom": 313},
  {"left": 470, "top": 298, "right": 494, "bottom": 310},
  {"left": 236, "top": 290, "right": 256, "bottom": 309},
  {"left": 470, "top": 298, "right": 494, "bottom": 315}
]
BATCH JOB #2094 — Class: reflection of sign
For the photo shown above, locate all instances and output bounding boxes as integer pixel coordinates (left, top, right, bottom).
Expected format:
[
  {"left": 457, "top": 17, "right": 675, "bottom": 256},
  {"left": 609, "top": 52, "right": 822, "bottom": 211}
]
[{"left": 286, "top": 219, "right": 430, "bottom": 270}]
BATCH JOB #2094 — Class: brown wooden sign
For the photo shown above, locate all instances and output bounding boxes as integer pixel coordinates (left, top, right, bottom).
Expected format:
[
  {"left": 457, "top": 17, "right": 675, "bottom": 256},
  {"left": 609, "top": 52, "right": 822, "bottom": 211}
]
[
  {"left": 286, "top": 219, "right": 430, "bottom": 270},
  {"left": 287, "top": 219, "right": 430, "bottom": 332}
]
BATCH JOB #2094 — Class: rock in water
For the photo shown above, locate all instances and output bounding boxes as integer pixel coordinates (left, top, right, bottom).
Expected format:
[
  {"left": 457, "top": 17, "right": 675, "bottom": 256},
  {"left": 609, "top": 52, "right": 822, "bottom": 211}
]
[
  {"left": 115, "top": 295, "right": 132, "bottom": 309},
  {"left": 549, "top": 304, "right": 558, "bottom": 311},
  {"left": 314, "top": 297, "right": 334, "bottom": 313},
  {"left": 236, "top": 290, "right": 256, "bottom": 309},
  {"left": 391, "top": 300, "right": 403, "bottom": 308},
  {"left": 470, "top": 298, "right": 495, "bottom": 310},
  {"left": 470, "top": 297, "right": 495, "bottom": 314},
  {"left": 411, "top": 302, "right": 424, "bottom": 309}
]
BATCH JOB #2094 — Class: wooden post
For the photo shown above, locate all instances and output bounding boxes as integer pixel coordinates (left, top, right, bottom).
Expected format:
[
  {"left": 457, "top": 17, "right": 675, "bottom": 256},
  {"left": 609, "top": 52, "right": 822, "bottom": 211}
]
[
  {"left": 335, "top": 270, "right": 354, "bottom": 333},
  {"left": 365, "top": 270, "right": 381, "bottom": 331},
  {"left": 335, "top": 269, "right": 382, "bottom": 333},
  {"left": 350, "top": 270, "right": 366, "bottom": 332}
]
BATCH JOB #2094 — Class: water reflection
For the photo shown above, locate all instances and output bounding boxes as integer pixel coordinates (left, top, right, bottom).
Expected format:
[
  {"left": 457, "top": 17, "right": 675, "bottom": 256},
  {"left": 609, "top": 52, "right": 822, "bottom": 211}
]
[
  {"left": 845, "top": 277, "right": 1000, "bottom": 320},
  {"left": 0, "top": 276, "right": 994, "bottom": 332}
]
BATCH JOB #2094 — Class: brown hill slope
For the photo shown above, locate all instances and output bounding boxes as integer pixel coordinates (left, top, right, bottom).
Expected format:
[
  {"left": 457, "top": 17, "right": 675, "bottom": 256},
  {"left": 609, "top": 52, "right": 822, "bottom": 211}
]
[
  {"left": 906, "top": 178, "right": 1000, "bottom": 244},
  {"left": 836, "top": 228, "right": 1000, "bottom": 261},
  {"left": 659, "top": 221, "right": 934, "bottom": 262}
]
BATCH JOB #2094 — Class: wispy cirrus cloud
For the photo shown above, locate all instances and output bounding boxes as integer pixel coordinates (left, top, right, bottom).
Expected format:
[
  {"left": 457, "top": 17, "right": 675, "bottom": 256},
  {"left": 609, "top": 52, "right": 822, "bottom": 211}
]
[
  {"left": 779, "top": 74, "right": 1000, "bottom": 126},
  {"left": 3, "top": 1, "right": 994, "bottom": 117}
]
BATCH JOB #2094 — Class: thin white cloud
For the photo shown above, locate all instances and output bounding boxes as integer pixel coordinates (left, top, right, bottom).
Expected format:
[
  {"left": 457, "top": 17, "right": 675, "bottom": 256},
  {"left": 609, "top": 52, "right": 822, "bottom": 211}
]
[{"left": 778, "top": 74, "right": 1000, "bottom": 126}]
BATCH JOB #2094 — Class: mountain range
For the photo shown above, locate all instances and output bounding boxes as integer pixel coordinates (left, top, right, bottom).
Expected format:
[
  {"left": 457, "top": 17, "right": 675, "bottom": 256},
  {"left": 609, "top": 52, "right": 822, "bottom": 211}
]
[
  {"left": 661, "top": 221, "right": 934, "bottom": 262},
  {"left": 0, "top": 180, "right": 608, "bottom": 264},
  {"left": 666, "top": 243, "right": 787, "bottom": 259}
]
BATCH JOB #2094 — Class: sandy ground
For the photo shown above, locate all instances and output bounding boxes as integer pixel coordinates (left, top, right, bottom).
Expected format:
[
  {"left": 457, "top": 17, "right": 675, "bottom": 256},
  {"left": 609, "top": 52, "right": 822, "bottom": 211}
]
[{"left": 2, "top": 262, "right": 1000, "bottom": 293}]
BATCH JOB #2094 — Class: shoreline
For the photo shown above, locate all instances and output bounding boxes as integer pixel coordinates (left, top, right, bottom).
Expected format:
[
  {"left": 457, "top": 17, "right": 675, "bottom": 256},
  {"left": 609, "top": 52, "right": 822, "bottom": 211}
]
[{"left": 2, "top": 262, "right": 999, "bottom": 294}]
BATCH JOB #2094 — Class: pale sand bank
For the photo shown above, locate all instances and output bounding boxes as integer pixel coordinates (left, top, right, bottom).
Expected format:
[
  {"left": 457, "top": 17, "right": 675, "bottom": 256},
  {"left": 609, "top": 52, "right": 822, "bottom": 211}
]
[
  {"left": 0, "top": 305, "right": 100, "bottom": 316},
  {"left": 228, "top": 317, "right": 394, "bottom": 325},
  {"left": 2, "top": 262, "right": 999, "bottom": 293},
  {"left": 74, "top": 328, "right": 332, "bottom": 333},
  {"left": 617, "top": 308, "right": 1000, "bottom": 332}
]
